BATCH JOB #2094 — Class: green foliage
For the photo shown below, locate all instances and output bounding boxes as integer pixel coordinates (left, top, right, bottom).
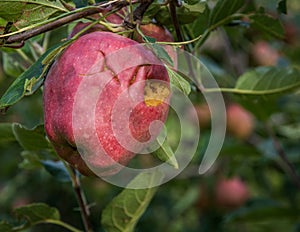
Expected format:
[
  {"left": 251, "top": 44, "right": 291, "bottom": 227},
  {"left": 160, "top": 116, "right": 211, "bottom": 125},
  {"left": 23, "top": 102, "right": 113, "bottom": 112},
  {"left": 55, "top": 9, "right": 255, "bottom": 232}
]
[
  {"left": 0, "top": 123, "right": 16, "bottom": 144},
  {"left": 101, "top": 172, "right": 162, "bottom": 232},
  {"left": 167, "top": 68, "right": 191, "bottom": 96},
  {"left": 208, "top": 0, "right": 244, "bottom": 26},
  {"left": 224, "top": 199, "right": 299, "bottom": 225},
  {"left": 149, "top": 137, "right": 179, "bottom": 169},
  {"left": 250, "top": 13, "right": 285, "bottom": 38},
  {"left": 235, "top": 67, "right": 300, "bottom": 95},
  {"left": 145, "top": 1, "right": 206, "bottom": 25},
  {"left": 14, "top": 203, "right": 60, "bottom": 224},
  {"left": 0, "top": 42, "right": 70, "bottom": 110},
  {"left": 12, "top": 124, "right": 49, "bottom": 151},
  {"left": 0, "top": 0, "right": 68, "bottom": 29},
  {"left": 0, "top": 0, "right": 300, "bottom": 232},
  {"left": 0, "top": 203, "right": 63, "bottom": 232}
]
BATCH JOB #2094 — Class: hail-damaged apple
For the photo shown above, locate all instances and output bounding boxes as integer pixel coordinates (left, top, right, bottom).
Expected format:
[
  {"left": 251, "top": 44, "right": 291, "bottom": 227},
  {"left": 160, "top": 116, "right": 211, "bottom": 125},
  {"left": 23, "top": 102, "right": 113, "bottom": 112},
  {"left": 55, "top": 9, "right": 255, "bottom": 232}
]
[{"left": 43, "top": 32, "right": 170, "bottom": 176}]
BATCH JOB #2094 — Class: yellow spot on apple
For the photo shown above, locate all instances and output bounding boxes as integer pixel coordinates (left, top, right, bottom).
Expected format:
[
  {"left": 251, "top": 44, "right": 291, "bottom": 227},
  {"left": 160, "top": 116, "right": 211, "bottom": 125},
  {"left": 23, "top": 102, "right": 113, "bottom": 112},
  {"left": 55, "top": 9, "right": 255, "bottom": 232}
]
[{"left": 144, "top": 80, "right": 170, "bottom": 107}]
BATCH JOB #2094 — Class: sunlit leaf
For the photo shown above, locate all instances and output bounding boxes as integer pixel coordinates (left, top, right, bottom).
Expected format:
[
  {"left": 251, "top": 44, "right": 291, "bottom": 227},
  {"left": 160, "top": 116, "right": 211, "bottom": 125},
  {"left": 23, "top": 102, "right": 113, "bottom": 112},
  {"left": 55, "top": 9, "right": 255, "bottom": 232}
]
[
  {"left": 101, "top": 172, "right": 163, "bottom": 232},
  {"left": 0, "top": 0, "right": 68, "bottom": 29},
  {"left": 0, "top": 41, "right": 70, "bottom": 110},
  {"left": 149, "top": 137, "right": 179, "bottom": 169},
  {"left": 167, "top": 68, "right": 191, "bottom": 96},
  {"left": 235, "top": 67, "right": 300, "bottom": 95}
]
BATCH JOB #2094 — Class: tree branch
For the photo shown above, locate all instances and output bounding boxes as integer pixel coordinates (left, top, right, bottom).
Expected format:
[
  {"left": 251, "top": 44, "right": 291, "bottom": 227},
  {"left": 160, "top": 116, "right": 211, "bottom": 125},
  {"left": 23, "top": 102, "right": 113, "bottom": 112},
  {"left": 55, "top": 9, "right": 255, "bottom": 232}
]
[
  {"left": 70, "top": 167, "right": 93, "bottom": 232},
  {"left": 169, "top": 0, "right": 183, "bottom": 43},
  {"left": 1, "top": 0, "right": 130, "bottom": 46},
  {"left": 266, "top": 124, "right": 300, "bottom": 190},
  {"left": 124, "top": 0, "right": 155, "bottom": 29}
]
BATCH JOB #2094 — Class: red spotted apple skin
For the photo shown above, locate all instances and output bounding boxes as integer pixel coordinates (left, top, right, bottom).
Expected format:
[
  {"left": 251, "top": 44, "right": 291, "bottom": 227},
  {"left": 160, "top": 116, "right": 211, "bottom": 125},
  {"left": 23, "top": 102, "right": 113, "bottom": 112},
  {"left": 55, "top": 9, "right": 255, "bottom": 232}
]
[{"left": 43, "top": 32, "right": 170, "bottom": 176}]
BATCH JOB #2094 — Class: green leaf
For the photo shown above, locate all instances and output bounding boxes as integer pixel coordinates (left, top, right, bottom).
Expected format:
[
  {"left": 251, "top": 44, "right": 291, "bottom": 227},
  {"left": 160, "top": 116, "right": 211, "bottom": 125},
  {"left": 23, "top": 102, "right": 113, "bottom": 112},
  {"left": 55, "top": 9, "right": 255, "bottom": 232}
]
[
  {"left": 0, "top": 123, "right": 15, "bottom": 145},
  {"left": 0, "top": 221, "right": 13, "bottom": 232},
  {"left": 2, "top": 52, "right": 24, "bottom": 77},
  {"left": 176, "top": 2, "right": 206, "bottom": 24},
  {"left": 188, "top": 6, "right": 210, "bottom": 37},
  {"left": 19, "top": 151, "right": 43, "bottom": 170},
  {"left": 14, "top": 203, "right": 60, "bottom": 225},
  {"left": 148, "top": 2, "right": 206, "bottom": 25},
  {"left": 101, "top": 172, "right": 163, "bottom": 232},
  {"left": 167, "top": 68, "right": 191, "bottom": 96},
  {"left": 0, "top": 41, "right": 69, "bottom": 110},
  {"left": 234, "top": 67, "right": 300, "bottom": 95},
  {"left": 1, "top": 203, "right": 79, "bottom": 232},
  {"left": 225, "top": 200, "right": 298, "bottom": 223},
  {"left": 140, "top": 36, "right": 174, "bottom": 66},
  {"left": 149, "top": 137, "right": 179, "bottom": 169},
  {"left": 208, "top": 0, "right": 244, "bottom": 26},
  {"left": 0, "top": 0, "right": 68, "bottom": 29},
  {"left": 12, "top": 124, "right": 50, "bottom": 151},
  {"left": 250, "top": 13, "right": 285, "bottom": 39},
  {"left": 41, "top": 160, "right": 71, "bottom": 183}
]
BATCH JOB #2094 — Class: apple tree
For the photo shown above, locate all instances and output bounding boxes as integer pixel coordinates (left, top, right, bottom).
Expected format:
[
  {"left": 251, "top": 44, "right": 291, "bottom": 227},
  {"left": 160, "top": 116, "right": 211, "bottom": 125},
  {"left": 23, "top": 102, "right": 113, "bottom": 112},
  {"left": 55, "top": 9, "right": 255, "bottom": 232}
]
[{"left": 1, "top": 0, "right": 300, "bottom": 231}]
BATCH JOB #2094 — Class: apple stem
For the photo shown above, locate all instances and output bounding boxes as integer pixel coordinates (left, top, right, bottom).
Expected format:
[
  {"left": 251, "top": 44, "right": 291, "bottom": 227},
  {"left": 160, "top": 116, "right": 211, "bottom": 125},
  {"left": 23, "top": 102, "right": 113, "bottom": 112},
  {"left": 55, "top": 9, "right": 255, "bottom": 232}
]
[
  {"left": 70, "top": 167, "right": 93, "bottom": 232},
  {"left": 266, "top": 123, "right": 300, "bottom": 190}
]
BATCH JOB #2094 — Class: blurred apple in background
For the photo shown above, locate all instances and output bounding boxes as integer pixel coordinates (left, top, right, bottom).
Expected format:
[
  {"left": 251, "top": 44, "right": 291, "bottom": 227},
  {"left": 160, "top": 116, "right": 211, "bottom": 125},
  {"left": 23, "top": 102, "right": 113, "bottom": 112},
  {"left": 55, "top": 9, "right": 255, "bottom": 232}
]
[
  {"left": 226, "top": 103, "right": 255, "bottom": 140},
  {"left": 251, "top": 40, "right": 280, "bottom": 66},
  {"left": 215, "top": 177, "right": 250, "bottom": 210}
]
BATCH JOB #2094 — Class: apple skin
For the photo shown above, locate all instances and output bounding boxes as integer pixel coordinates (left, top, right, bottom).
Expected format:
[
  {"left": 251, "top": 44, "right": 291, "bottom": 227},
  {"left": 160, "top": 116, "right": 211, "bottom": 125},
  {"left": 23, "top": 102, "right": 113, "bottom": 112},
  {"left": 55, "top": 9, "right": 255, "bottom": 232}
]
[
  {"left": 43, "top": 32, "right": 170, "bottom": 176},
  {"left": 226, "top": 104, "right": 254, "bottom": 140},
  {"left": 215, "top": 177, "right": 250, "bottom": 209},
  {"left": 195, "top": 103, "right": 211, "bottom": 128},
  {"left": 134, "top": 24, "right": 174, "bottom": 43}
]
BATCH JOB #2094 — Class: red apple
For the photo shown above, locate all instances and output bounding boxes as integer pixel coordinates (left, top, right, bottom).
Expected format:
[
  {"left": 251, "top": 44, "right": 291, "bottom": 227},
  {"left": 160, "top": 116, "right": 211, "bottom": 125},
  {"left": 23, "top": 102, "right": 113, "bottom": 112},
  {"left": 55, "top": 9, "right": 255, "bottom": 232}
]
[
  {"left": 195, "top": 103, "right": 211, "bottom": 128},
  {"left": 68, "top": 10, "right": 125, "bottom": 38},
  {"left": 43, "top": 32, "right": 170, "bottom": 176},
  {"left": 226, "top": 104, "right": 254, "bottom": 139},
  {"left": 251, "top": 41, "right": 279, "bottom": 66},
  {"left": 134, "top": 23, "right": 174, "bottom": 43},
  {"left": 215, "top": 177, "right": 250, "bottom": 209}
]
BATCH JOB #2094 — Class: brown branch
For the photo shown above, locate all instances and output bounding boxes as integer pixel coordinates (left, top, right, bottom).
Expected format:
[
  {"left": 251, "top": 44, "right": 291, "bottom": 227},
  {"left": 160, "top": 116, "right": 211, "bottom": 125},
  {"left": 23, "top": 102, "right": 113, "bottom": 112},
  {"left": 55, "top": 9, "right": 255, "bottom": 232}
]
[
  {"left": 168, "top": 0, "right": 201, "bottom": 89},
  {"left": 133, "top": 0, "right": 155, "bottom": 21},
  {"left": 124, "top": 0, "right": 155, "bottom": 29},
  {"left": 266, "top": 124, "right": 300, "bottom": 190},
  {"left": 1, "top": 1, "right": 130, "bottom": 46},
  {"left": 71, "top": 167, "right": 93, "bottom": 232},
  {"left": 169, "top": 0, "right": 183, "bottom": 43}
]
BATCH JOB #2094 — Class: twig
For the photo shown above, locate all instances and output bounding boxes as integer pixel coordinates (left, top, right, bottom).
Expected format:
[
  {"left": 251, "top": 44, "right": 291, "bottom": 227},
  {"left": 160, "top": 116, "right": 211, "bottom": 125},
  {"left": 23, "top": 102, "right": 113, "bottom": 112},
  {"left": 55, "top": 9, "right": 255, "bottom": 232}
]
[
  {"left": 266, "top": 123, "right": 300, "bottom": 190},
  {"left": 168, "top": 0, "right": 183, "bottom": 43},
  {"left": 168, "top": 0, "right": 201, "bottom": 89},
  {"left": 124, "top": 0, "right": 155, "bottom": 29},
  {"left": 1, "top": 0, "right": 129, "bottom": 46},
  {"left": 70, "top": 167, "right": 93, "bottom": 232}
]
